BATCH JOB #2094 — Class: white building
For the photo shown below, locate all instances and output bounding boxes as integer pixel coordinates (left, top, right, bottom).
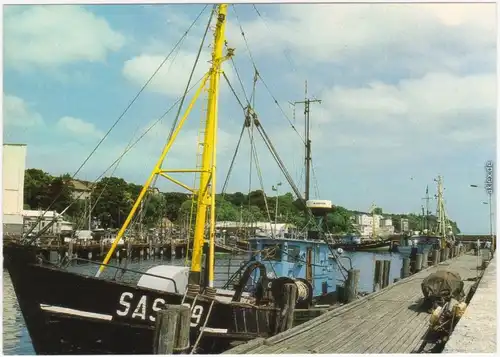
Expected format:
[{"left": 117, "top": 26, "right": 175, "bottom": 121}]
[
  {"left": 354, "top": 212, "right": 394, "bottom": 238},
  {"left": 3, "top": 144, "right": 27, "bottom": 235},
  {"left": 22, "top": 209, "right": 74, "bottom": 235},
  {"left": 215, "top": 221, "right": 295, "bottom": 236},
  {"left": 70, "top": 179, "right": 92, "bottom": 201},
  {"left": 401, "top": 218, "right": 410, "bottom": 232}
]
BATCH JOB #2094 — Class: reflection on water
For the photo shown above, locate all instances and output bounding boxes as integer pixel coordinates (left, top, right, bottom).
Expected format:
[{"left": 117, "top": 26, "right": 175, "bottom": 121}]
[
  {"left": 2, "top": 251, "right": 401, "bottom": 354},
  {"left": 3, "top": 271, "right": 35, "bottom": 355}
]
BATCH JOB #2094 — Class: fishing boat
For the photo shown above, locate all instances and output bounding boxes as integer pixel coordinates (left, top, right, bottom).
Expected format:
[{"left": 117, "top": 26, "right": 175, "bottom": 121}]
[
  {"left": 329, "top": 204, "right": 393, "bottom": 252},
  {"left": 4, "top": 5, "right": 341, "bottom": 354},
  {"left": 237, "top": 200, "right": 340, "bottom": 305},
  {"left": 397, "top": 176, "right": 455, "bottom": 257},
  {"left": 330, "top": 237, "right": 394, "bottom": 252}
]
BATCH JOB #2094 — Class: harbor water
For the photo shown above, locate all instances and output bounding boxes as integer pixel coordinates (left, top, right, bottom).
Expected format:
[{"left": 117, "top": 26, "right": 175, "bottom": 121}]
[{"left": 3, "top": 251, "right": 404, "bottom": 354}]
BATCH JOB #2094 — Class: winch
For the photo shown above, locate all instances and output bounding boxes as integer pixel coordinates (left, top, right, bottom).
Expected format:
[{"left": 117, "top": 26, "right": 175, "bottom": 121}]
[{"left": 231, "top": 261, "right": 314, "bottom": 308}]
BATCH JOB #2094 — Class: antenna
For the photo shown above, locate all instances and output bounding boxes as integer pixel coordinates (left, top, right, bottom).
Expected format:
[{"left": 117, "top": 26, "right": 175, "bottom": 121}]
[{"left": 293, "top": 80, "right": 321, "bottom": 202}]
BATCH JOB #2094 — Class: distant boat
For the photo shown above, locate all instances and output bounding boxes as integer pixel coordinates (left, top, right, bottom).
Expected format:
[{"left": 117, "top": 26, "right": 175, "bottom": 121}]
[
  {"left": 396, "top": 235, "right": 441, "bottom": 257},
  {"left": 329, "top": 235, "right": 393, "bottom": 252},
  {"left": 397, "top": 176, "right": 456, "bottom": 257}
]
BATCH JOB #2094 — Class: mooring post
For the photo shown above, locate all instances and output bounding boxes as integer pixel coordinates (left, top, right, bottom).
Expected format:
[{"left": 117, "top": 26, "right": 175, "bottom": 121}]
[
  {"left": 444, "top": 247, "right": 450, "bottom": 261},
  {"left": 422, "top": 250, "right": 429, "bottom": 268},
  {"left": 345, "top": 269, "right": 360, "bottom": 303},
  {"left": 415, "top": 254, "right": 423, "bottom": 272},
  {"left": 283, "top": 283, "right": 298, "bottom": 331},
  {"left": 401, "top": 257, "right": 410, "bottom": 278},
  {"left": 373, "top": 260, "right": 383, "bottom": 292},
  {"left": 336, "top": 284, "right": 345, "bottom": 303},
  {"left": 68, "top": 239, "right": 74, "bottom": 258},
  {"left": 382, "top": 260, "right": 391, "bottom": 288},
  {"left": 153, "top": 305, "right": 190, "bottom": 354},
  {"left": 439, "top": 248, "right": 446, "bottom": 262},
  {"left": 432, "top": 249, "right": 440, "bottom": 266},
  {"left": 127, "top": 240, "right": 132, "bottom": 262}
]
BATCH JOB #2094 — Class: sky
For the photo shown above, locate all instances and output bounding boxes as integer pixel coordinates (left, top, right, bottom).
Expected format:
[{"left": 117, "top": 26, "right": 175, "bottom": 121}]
[{"left": 3, "top": 3, "right": 497, "bottom": 234}]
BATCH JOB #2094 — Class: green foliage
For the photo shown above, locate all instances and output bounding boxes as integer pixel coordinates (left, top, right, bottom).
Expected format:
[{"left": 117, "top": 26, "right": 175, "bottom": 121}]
[
  {"left": 23, "top": 169, "right": 461, "bottom": 233},
  {"left": 24, "top": 168, "right": 74, "bottom": 214}
]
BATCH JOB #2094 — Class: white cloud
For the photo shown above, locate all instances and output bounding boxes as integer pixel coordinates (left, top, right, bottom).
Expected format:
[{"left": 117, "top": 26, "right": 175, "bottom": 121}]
[
  {"left": 56, "top": 116, "right": 104, "bottom": 139},
  {"left": 122, "top": 50, "right": 212, "bottom": 97},
  {"left": 308, "top": 72, "right": 496, "bottom": 152},
  {"left": 227, "top": 3, "right": 495, "bottom": 73},
  {"left": 3, "top": 94, "right": 44, "bottom": 127},
  {"left": 123, "top": 49, "right": 234, "bottom": 98},
  {"left": 4, "top": 5, "right": 125, "bottom": 70},
  {"left": 322, "top": 72, "right": 495, "bottom": 124}
]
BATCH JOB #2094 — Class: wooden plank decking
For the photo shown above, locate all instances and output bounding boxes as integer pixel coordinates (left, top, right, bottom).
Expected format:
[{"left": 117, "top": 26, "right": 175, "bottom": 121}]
[{"left": 225, "top": 253, "right": 481, "bottom": 354}]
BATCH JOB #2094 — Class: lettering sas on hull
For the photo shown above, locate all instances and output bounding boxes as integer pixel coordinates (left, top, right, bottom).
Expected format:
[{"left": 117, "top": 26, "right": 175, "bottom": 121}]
[{"left": 116, "top": 292, "right": 204, "bottom": 326}]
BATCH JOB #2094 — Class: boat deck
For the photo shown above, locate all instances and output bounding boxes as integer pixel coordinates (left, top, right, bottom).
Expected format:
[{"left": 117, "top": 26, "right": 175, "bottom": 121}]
[{"left": 224, "top": 252, "right": 481, "bottom": 354}]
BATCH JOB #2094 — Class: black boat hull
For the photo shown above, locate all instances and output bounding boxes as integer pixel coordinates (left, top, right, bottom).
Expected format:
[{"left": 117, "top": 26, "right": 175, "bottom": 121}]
[
  {"left": 3, "top": 243, "right": 276, "bottom": 354},
  {"left": 330, "top": 239, "right": 393, "bottom": 252}
]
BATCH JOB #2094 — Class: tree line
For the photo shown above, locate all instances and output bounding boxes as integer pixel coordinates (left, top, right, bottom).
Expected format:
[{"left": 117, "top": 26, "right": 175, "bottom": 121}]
[{"left": 23, "top": 168, "right": 460, "bottom": 234}]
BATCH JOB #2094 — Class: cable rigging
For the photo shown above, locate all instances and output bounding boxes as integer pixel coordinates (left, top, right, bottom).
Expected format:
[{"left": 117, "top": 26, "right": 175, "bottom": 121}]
[{"left": 24, "top": 6, "right": 209, "bottom": 243}]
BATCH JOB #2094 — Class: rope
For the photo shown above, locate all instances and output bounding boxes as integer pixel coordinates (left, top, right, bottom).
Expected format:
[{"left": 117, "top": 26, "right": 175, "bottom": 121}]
[
  {"left": 23, "top": 6, "right": 208, "bottom": 243},
  {"left": 189, "top": 299, "right": 215, "bottom": 354},
  {"left": 246, "top": 121, "right": 274, "bottom": 235},
  {"left": 137, "top": 5, "right": 215, "bottom": 246}
]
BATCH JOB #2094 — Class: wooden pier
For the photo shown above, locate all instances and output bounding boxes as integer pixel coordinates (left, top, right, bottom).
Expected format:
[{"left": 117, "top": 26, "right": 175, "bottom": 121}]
[{"left": 225, "top": 251, "right": 482, "bottom": 354}]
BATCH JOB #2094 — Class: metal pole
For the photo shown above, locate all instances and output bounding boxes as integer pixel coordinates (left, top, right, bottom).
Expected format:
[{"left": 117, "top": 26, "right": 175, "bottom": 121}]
[{"left": 275, "top": 187, "right": 279, "bottom": 227}]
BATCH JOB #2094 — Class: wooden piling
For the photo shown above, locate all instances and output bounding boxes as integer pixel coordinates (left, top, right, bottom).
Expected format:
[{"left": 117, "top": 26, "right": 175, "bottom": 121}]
[
  {"left": 422, "top": 250, "right": 429, "bottom": 268},
  {"left": 444, "top": 247, "right": 450, "bottom": 261},
  {"left": 373, "top": 260, "right": 383, "bottom": 292},
  {"left": 153, "top": 305, "right": 190, "bottom": 354},
  {"left": 283, "top": 283, "right": 298, "bottom": 331},
  {"left": 336, "top": 284, "right": 345, "bottom": 303},
  {"left": 345, "top": 269, "right": 360, "bottom": 303},
  {"left": 401, "top": 257, "right": 410, "bottom": 279},
  {"left": 415, "top": 254, "right": 423, "bottom": 272},
  {"left": 439, "top": 248, "right": 446, "bottom": 262},
  {"left": 382, "top": 260, "right": 391, "bottom": 288},
  {"left": 68, "top": 240, "right": 74, "bottom": 258},
  {"left": 432, "top": 249, "right": 440, "bottom": 266}
]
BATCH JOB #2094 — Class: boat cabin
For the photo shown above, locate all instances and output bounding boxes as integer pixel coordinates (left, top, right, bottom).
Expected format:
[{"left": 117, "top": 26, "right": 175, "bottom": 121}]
[{"left": 247, "top": 233, "right": 336, "bottom": 299}]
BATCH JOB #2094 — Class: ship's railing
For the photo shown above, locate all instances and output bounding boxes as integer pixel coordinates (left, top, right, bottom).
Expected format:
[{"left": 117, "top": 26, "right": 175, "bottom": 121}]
[{"left": 60, "top": 256, "right": 180, "bottom": 293}]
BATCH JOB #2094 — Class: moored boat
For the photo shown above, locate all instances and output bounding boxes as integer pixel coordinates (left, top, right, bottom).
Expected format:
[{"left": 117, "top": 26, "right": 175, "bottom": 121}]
[{"left": 4, "top": 6, "right": 340, "bottom": 354}]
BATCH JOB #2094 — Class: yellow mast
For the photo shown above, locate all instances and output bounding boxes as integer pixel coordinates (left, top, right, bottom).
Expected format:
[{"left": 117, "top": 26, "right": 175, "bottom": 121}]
[
  {"left": 96, "top": 5, "right": 231, "bottom": 286},
  {"left": 193, "top": 4, "right": 228, "bottom": 287}
]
